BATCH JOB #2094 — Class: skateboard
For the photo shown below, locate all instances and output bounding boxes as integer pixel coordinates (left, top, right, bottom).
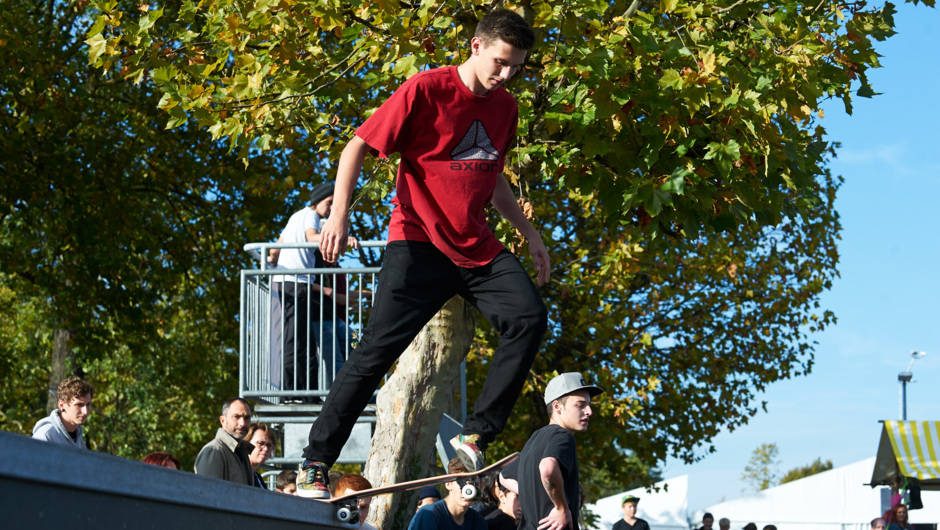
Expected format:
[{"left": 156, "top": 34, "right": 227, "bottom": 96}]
[{"left": 324, "top": 452, "right": 519, "bottom": 524}]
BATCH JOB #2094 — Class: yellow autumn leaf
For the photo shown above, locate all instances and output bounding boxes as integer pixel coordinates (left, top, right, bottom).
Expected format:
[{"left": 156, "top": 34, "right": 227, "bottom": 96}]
[{"left": 701, "top": 53, "right": 716, "bottom": 76}]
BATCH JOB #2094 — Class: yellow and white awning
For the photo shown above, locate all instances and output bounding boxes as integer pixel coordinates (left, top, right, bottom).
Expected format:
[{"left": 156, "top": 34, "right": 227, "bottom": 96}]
[{"left": 871, "top": 421, "right": 940, "bottom": 490}]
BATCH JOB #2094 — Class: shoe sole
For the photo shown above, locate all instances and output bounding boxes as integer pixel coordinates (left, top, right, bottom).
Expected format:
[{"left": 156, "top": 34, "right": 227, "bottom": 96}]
[
  {"left": 296, "top": 488, "right": 331, "bottom": 499},
  {"left": 450, "top": 439, "right": 484, "bottom": 473}
]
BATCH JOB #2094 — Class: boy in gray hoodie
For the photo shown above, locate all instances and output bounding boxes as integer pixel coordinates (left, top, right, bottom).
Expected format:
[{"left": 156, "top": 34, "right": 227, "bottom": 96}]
[{"left": 32, "top": 376, "right": 94, "bottom": 449}]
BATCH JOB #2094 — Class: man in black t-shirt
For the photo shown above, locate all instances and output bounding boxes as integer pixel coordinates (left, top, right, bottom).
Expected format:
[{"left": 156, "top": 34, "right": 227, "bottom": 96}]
[{"left": 511, "top": 372, "right": 604, "bottom": 530}]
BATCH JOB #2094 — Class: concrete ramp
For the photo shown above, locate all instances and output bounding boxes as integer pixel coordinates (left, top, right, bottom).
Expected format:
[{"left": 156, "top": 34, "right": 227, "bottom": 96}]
[{"left": 0, "top": 430, "right": 353, "bottom": 529}]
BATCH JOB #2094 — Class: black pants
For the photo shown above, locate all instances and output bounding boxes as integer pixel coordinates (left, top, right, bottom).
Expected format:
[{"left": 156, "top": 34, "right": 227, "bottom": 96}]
[
  {"left": 303, "top": 241, "right": 547, "bottom": 465},
  {"left": 280, "top": 282, "right": 317, "bottom": 393}
]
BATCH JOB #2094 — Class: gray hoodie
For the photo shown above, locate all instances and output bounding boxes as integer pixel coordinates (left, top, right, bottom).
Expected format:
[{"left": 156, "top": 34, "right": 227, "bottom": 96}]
[{"left": 32, "top": 409, "right": 87, "bottom": 450}]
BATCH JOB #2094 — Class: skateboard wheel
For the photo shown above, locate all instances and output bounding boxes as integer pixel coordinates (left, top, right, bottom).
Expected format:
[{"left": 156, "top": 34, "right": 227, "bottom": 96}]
[
  {"left": 461, "top": 483, "right": 480, "bottom": 501},
  {"left": 337, "top": 506, "right": 360, "bottom": 524}
]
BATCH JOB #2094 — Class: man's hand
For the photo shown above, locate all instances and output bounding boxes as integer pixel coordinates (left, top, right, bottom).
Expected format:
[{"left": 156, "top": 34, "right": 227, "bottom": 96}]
[
  {"left": 489, "top": 175, "right": 552, "bottom": 286},
  {"left": 319, "top": 217, "right": 349, "bottom": 263},
  {"left": 347, "top": 235, "right": 360, "bottom": 251},
  {"left": 538, "top": 506, "right": 571, "bottom": 530},
  {"left": 528, "top": 235, "right": 551, "bottom": 286}
]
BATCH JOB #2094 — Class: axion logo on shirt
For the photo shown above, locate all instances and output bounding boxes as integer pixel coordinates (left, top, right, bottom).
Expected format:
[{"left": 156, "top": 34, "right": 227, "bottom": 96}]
[{"left": 449, "top": 120, "right": 499, "bottom": 172}]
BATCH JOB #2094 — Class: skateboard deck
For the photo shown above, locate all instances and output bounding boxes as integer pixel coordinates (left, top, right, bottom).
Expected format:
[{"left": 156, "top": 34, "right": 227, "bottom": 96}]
[{"left": 324, "top": 452, "right": 519, "bottom": 524}]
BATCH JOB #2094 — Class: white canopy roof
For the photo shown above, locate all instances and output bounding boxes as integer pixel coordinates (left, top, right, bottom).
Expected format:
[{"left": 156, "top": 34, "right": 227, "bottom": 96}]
[
  {"left": 702, "top": 457, "right": 940, "bottom": 530},
  {"left": 588, "top": 458, "right": 940, "bottom": 530}
]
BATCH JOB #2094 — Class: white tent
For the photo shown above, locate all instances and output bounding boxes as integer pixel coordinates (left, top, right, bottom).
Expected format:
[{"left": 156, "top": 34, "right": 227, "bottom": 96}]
[
  {"left": 701, "top": 457, "right": 940, "bottom": 530},
  {"left": 588, "top": 475, "right": 691, "bottom": 530}
]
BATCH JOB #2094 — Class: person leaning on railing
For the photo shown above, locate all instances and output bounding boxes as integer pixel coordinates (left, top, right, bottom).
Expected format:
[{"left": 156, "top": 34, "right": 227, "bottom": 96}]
[{"left": 267, "top": 183, "right": 359, "bottom": 402}]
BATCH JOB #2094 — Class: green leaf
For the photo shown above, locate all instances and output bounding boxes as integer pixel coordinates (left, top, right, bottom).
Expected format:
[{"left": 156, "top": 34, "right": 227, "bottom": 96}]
[
  {"left": 165, "top": 106, "right": 188, "bottom": 129},
  {"left": 659, "top": 69, "right": 684, "bottom": 90},
  {"left": 392, "top": 54, "right": 418, "bottom": 78},
  {"left": 662, "top": 167, "right": 689, "bottom": 194},
  {"left": 85, "top": 33, "right": 108, "bottom": 65}
]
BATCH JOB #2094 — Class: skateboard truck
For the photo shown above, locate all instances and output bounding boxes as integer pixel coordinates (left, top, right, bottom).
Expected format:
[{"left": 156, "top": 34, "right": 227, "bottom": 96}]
[{"left": 335, "top": 501, "right": 360, "bottom": 524}]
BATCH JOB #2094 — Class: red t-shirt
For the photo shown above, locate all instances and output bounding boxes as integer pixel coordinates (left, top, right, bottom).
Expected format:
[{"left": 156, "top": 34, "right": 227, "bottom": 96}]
[{"left": 355, "top": 66, "right": 518, "bottom": 267}]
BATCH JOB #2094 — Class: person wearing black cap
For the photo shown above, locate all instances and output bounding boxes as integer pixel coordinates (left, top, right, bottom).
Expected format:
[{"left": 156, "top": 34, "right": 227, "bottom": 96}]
[
  {"left": 612, "top": 494, "right": 649, "bottom": 530},
  {"left": 511, "top": 372, "right": 604, "bottom": 530},
  {"left": 268, "top": 183, "right": 359, "bottom": 401},
  {"left": 416, "top": 485, "right": 443, "bottom": 512}
]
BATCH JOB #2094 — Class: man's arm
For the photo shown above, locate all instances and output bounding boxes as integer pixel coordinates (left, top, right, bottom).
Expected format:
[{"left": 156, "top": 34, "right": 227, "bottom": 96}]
[
  {"left": 537, "top": 456, "right": 571, "bottom": 530},
  {"left": 268, "top": 236, "right": 283, "bottom": 266},
  {"left": 490, "top": 174, "right": 551, "bottom": 285},
  {"left": 320, "top": 136, "right": 370, "bottom": 263}
]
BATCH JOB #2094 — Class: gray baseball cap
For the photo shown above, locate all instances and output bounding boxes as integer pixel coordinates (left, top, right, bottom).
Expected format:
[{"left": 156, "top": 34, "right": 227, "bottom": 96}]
[{"left": 543, "top": 372, "right": 604, "bottom": 404}]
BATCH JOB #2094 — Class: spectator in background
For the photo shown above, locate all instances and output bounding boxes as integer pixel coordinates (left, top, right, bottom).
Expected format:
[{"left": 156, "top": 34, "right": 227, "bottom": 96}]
[
  {"left": 513, "top": 372, "right": 604, "bottom": 530},
  {"left": 142, "top": 452, "right": 181, "bottom": 470},
  {"left": 409, "top": 457, "right": 486, "bottom": 530},
  {"left": 194, "top": 397, "right": 254, "bottom": 486},
  {"left": 32, "top": 376, "right": 94, "bottom": 449},
  {"left": 762, "top": 526, "right": 777, "bottom": 530},
  {"left": 277, "top": 470, "right": 298, "bottom": 494},
  {"left": 485, "top": 475, "right": 521, "bottom": 530},
  {"left": 329, "top": 470, "right": 344, "bottom": 497},
  {"left": 888, "top": 504, "right": 912, "bottom": 530},
  {"left": 742, "top": 523, "right": 757, "bottom": 530},
  {"left": 245, "top": 422, "right": 279, "bottom": 489},
  {"left": 612, "top": 494, "right": 649, "bottom": 530},
  {"left": 268, "top": 183, "right": 359, "bottom": 402},
  {"left": 719, "top": 518, "right": 731, "bottom": 530},
  {"left": 473, "top": 474, "right": 500, "bottom": 518},
  {"left": 334, "top": 473, "right": 377, "bottom": 530},
  {"left": 416, "top": 485, "right": 442, "bottom": 512},
  {"left": 698, "top": 513, "right": 715, "bottom": 530},
  {"left": 872, "top": 518, "right": 887, "bottom": 530}
]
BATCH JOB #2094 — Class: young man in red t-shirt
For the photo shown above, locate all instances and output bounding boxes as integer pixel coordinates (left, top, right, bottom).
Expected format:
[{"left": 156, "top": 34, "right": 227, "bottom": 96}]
[{"left": 297, "top": 8, "right": 549, "bottom": 498}]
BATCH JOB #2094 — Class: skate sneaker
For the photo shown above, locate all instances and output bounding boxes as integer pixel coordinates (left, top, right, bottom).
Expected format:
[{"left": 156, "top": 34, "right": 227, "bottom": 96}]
[
  {"left": 296, "top": 460, "right": 331, "bottom": 499},
  {"left": 450, "top": 433, "right": 486, "bottom": 472}
]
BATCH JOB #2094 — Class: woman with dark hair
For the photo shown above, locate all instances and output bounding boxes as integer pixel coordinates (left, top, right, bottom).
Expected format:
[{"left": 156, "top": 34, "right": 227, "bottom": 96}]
[
  {"left": 142, "top": 452, "right": 181, "bottom": 470},
  {"left": 888, "top": 504, "right": 912, "bottom": 530},
  {"left": 471, "top": 474, "right": 499, "bottom": 518},
  {"left": 484, "top": 474, "right": 520, "bottom": 530},
  {"left": 245, "top": 422, "right": 279, "bottom": 489}
]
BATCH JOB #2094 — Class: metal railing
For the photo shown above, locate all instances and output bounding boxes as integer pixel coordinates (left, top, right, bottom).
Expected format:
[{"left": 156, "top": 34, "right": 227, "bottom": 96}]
[
  {"left": 240, "top": 241, "right": 385, "bottom": 404},
  {"left": 239, "top": 240, "right": 469, "bottom": 466}
]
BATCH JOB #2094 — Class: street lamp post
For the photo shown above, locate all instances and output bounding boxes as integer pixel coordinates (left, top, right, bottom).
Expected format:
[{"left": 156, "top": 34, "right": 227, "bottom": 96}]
[{"left": 899, "top": 350, "right": 926, "bottom": 420}]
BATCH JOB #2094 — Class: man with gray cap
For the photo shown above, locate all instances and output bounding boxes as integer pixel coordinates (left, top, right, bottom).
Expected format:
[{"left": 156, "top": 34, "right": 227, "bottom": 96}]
[
  {"left": 268, "top": 183, "right": 359, "bottom": 400},
  {"left": 513, "top": 372, "right": 603, "bottom": 530}
]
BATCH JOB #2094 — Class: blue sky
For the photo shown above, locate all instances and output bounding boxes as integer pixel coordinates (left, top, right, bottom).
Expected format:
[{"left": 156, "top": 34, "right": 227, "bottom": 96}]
[{"left": 663, "top": 2, "right": 940, "bottom": 510}]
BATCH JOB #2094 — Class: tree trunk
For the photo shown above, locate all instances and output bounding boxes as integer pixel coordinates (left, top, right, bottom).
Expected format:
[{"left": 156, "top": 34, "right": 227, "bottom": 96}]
[
  {"left": 363, "top": 296, "right": 476, "bottom": 530},
  {"left": 46, "top": 327, "right": 74, "bottom": 412}
]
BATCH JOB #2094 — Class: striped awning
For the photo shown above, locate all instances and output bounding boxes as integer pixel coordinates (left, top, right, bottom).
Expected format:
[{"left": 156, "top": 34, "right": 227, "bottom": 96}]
[{"left": 871, "top": 421, "right": 940, "bottom": 490}]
